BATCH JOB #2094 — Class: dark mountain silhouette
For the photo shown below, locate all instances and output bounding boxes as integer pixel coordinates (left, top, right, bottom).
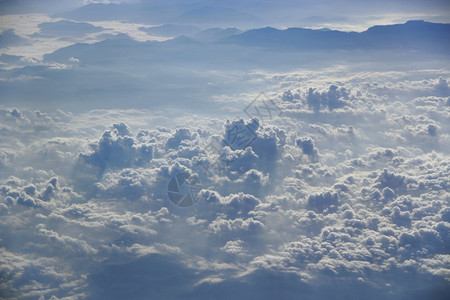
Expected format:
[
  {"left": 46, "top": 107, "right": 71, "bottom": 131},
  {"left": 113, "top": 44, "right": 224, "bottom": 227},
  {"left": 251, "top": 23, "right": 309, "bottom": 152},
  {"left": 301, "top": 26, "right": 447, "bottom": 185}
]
[
  {"left": 139, "top": 24, "right": 202, "bottom": 37},
  {"left": 0, "top": 29, "right": 29, "bottom": 48},
  {"left": 42, "top": 20, "right": 450, "bottom": 70},
  {"left": 224, "top": 20, "right": 450, "bottom": 53},
  {"left": 193, "top": 27, "right": 242, "bottom": 42}
]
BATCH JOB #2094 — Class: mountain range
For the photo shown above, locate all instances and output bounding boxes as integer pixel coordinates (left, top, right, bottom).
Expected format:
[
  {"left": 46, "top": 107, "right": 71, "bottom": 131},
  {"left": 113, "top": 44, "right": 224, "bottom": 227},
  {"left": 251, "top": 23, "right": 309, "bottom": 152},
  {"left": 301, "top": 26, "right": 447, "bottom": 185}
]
[
  {"left": 42, "top": 20, "right": 450, "bottom": 65},
  {"left": 224, "top": 20, "right": 450, "bottom": 52}
]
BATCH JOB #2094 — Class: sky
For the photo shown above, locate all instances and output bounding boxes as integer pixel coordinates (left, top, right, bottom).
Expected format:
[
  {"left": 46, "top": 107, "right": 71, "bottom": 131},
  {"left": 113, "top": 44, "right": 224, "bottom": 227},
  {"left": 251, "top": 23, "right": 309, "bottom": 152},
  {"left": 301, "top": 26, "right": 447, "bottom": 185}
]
[{"left": 0, "top": 1, "right": 449, "bottom": 299}]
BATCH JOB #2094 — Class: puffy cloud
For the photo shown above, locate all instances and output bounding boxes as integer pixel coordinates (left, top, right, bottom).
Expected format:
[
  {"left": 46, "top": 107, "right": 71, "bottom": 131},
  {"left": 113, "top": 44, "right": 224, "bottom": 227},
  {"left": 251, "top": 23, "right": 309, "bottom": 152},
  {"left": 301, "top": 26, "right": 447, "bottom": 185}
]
[
  {"left": 166, "top": 128, "right": 194, "bottom": 150},
  {"left": 221, "top": 239, "right": 245, "bottom": 255},
  {"left": 296, "top": 137, "right": 319, "bottom": 162},
  {"left": 281, "top": 89, "right": 300, "bottom": 102},
  {"left": 208, "top": 217, "right": 265, "bottom": 235},
  {"left": 435, "top": 77, "right": 449, "bottom": 97},
  {"left": 1, "top": 66, "right": 449, "bottom": 299},
  {"left": 307, "top": 85, "right": 350, "bottom": 112},
  {"left": 76, "top": 123, "right": 154, "bottom": 179},
  {"left": 375, "top": 168, "right": 407, "bottom": 192},
  {"left": 223, "top": 118, "right": 259, "bottom": 151},
  {"left": 307, "top": 191, "right": 339, "bottom": 213}
]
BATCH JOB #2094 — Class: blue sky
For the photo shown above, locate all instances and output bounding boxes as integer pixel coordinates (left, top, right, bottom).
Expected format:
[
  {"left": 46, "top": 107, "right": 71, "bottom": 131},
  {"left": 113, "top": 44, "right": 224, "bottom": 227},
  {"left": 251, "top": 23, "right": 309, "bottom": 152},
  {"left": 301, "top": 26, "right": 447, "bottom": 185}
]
[{"left": 0, "top": 1, "right": 449, "bottom": 299}]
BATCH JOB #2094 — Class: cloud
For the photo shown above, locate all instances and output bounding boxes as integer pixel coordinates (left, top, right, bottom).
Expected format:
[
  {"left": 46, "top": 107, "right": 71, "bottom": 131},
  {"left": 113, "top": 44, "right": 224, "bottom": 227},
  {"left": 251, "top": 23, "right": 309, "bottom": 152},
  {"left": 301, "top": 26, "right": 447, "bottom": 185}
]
[
  {"left": 296, "top": 137, "right": 319, "bottom": 161},
  {"left": 139, "top": 24, "right": 201, "bottom": 38},
  {"left": 307, "top": 85, "right": 350, "bottom": 112},
  {"left": 2, "top": 77, "right": 449, "bottom": 298},
  {"left": 375, "top": 168, "right": 407, "bottom": 192},
  {"left": 306, "top": 190, "right": 339, "bottom": 213},
  {"left": 166, "top": 128, "right": 195, "bottom": 150},
  {"left": 36, "top": 224, "right": 98, "bottom": 256},
  {"left": 76, "top": 122, "right": 153, "bottom": 178},
  {"left": 36, "top": 20, "right": 104, "bottom": 38},
  {"left": 435, "top": 77, "right": 449, "bottom": 97}
]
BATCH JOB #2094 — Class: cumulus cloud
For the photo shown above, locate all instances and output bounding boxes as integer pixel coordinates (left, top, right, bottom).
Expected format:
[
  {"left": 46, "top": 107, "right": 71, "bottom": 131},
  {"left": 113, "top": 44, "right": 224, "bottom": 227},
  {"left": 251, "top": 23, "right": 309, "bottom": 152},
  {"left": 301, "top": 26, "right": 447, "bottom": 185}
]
[
  {"left": 296, "top": 136, "right": 319, "bottom": 162},
  {"left": 307, "top": 85, "right": 350, "bottom": 112},
  {"left": 307, "top": 190, "right": 339, "bottom": 213},
  {"left": 75, "top": 122, "right": 153, "bottom": 178}
]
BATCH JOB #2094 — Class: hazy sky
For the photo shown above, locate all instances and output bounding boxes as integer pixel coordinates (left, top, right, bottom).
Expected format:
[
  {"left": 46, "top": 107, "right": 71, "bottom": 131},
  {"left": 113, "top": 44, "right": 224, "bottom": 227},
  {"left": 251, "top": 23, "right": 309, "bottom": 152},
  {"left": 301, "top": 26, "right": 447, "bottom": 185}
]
[{"left": 1, "top": 0, "right": 450, "bottom": 30}]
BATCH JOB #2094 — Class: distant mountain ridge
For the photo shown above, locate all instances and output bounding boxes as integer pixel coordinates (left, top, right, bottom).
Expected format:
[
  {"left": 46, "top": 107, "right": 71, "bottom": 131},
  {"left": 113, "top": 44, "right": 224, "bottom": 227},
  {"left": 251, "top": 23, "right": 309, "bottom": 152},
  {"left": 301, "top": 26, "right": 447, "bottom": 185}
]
[
  {"left": 42, "top": 20, "right": 450, "bottom": 65},
  {"left": 224, "top": 20, "right": 450, "bottom": 52}
]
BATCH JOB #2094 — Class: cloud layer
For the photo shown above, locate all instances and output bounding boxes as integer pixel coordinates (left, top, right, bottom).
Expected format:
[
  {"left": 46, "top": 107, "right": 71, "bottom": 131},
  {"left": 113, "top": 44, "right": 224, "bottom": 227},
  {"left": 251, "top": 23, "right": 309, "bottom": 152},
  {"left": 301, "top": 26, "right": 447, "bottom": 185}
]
[{"left": 0, "top": 66, "right": 449, "bottom": 299}]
